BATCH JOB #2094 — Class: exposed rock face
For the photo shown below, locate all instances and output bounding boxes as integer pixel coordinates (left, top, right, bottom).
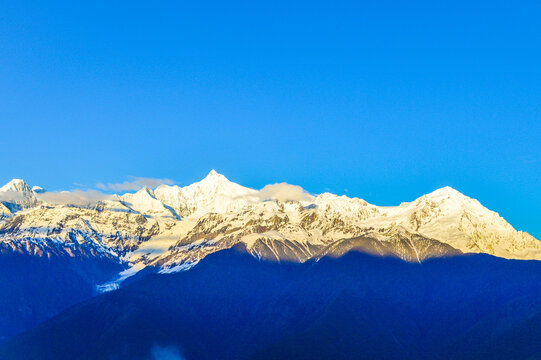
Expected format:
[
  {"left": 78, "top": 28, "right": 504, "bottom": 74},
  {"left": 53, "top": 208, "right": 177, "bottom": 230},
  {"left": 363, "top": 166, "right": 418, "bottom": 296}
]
[{"left": 317, "top": 228, "right": 462, "bottom": 263}]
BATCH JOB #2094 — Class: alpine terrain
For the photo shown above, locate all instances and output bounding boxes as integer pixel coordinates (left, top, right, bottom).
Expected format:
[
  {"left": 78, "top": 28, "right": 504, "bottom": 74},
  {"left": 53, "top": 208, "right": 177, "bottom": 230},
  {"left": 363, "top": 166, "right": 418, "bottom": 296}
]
[{"left": 0, "top": 170, "right": 540, "bottom": 356}]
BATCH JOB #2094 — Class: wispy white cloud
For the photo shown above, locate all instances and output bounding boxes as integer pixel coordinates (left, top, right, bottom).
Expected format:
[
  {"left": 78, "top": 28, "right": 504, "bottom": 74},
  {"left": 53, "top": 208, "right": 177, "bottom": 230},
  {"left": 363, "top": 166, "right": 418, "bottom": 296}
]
[
  {"left": 37, "top": 190, "right": 113, "bottom": 206},
  {"left": 96, "top": 177, "right": 175, "bottom": 192},
  {"left": 0, "top": 192, "right": 26, "bottom": 203},
  {"left": 258, "top": 183, "right": 314, "bottom": 202}
]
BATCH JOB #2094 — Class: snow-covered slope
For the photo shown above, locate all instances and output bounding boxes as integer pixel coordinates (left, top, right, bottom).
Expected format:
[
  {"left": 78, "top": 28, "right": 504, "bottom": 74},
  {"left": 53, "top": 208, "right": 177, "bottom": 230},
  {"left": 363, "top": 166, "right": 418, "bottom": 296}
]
[
  {"left": 0, "top": 201, "right": 160, "bottom": 259},
  {"left": 365, "top": 187, "right": 541, "bottom": 260},
  {"left": 0, "top": 179, "right": 39, "bottom": 212},
  {"left": 154, "top": 170, "right": 258, "bottom": 216},
  {"left": 0, "top": 179, "right": 32, "bottom": 193},
  {"left": 0, "top": 172, "right": 539, "bottom": 286},
  {"left": 121, "top": 187, "right": 179, "bottom": 219}
]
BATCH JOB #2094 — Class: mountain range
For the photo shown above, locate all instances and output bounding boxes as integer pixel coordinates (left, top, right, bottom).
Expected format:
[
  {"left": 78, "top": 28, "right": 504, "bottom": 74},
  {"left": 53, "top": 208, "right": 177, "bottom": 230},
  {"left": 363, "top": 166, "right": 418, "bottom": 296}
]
[
  {"left": 1, "top": 170, "right": 539, "bottom": 271},
  {"left": 0, "top": 170, "right": 540, "bottom": 351}
]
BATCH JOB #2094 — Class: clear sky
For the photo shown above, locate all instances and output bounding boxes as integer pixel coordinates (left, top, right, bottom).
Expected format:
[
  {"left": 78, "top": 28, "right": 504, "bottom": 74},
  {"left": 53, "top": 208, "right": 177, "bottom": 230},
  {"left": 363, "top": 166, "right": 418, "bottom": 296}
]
[{"left": 1, "top": 1, "right": 540, "bottom": 237}]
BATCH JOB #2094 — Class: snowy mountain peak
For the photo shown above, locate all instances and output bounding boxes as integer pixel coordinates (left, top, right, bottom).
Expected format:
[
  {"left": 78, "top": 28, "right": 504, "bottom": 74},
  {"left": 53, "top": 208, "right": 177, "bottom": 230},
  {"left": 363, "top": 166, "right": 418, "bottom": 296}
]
[
  {"left": 403, "top": 186, "right": 475, "bottom": 214},
  {"left": 1, "top": 171, "right": 540, "bottom": 286},
  {"left": 198, "top": 169, "right": 233, "bottom": 186},
  {"left": 153, "top": 171, "right": 258, "bottom": 217},
  {"left": 0, "top": 179, "right": 32, "bottom": 193},
  {"left": 127, "top": 187, "right": 159, "bottom": 202},
  {"left": 121, "top": 187, "right": 178, "bottom": 218},
  {"left": 137, "top": 186, "right": 154, "bottom": 196},
  {"left": 186, "top": 170, "right": 255, "bottom": 197},
  {"left": 426, "top": 186, "right": 465, "bottom": 199},
  {"left": 206, "top": 169, "right": 221, "bottom": 178},
  {"left": 0, "top": 179, "right": 38, "bottom": 210},
  {"left": 313, "top": 192, "right": 375, "bottom": 218},
  {"left": 314, "top": 193, "right": 372, "bottom": 214}
]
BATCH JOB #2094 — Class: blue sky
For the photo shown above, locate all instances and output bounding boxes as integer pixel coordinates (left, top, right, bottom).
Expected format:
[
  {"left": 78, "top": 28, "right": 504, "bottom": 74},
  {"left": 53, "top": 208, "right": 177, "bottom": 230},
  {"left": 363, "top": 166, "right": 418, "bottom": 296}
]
[{"left": 1, "top": 1, "right": 540, "bottom": 237}]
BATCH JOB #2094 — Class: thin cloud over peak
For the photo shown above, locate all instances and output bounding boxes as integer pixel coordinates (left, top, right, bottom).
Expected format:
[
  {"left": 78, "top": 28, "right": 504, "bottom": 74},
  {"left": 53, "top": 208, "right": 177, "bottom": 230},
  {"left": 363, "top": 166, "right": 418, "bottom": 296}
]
[
  {"left": 96, "top": 177, "right": 175, "bottom": 192},
  {"left": 37, "top": 190, "right": 113, "bottom": 206},
  {"left": 258, "top": 183, "right": 314, "bottom": 202}
]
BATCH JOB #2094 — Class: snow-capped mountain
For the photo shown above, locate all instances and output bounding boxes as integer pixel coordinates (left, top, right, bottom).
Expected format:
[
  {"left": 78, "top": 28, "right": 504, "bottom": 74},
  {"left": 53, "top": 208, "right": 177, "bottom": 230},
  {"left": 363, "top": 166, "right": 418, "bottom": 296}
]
[
  {"left": 0, "top": 179, "right": 32, "bottom": 193},
  {"left": 366, "top": 186, "right": 540, "bottom": 260},
  {"left": 153, "top": 169, "right": 259, "bottom": 217},
  {"left": 0, "top": 171, "right": 539, "bottom": 285},
  {"left": 0, "top": 179, "right": 39, "bottom": 213},
  {"left": 120, "top": 187, "right": 179, "bottom": 219}
]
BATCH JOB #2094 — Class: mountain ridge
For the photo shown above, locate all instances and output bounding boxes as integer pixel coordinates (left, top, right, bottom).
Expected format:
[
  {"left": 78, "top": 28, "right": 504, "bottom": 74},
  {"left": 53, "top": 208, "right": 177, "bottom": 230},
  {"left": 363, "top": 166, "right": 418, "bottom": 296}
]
[
  {"left": 0, "top": 170, "right": 539, "bottom": 287},
  {"left": 0, "top": 171, "right": 539, "bottom": 342}
]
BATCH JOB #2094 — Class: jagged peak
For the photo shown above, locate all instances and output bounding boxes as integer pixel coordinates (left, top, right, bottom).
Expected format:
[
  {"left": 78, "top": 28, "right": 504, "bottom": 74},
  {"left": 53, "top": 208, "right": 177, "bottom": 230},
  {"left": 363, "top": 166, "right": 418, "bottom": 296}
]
[
  {"left": 138, "top": 186, "right": 154, "bottom": 195},
  {"left": 0, "top": 178, "right": 32, "bottom": 192},
  {"left": 154, "top": 171, "right": 234, "bottom": 194},
  {"left": 186, "top": 170, "right": 257, "bottom": 197},
  {"left": 119, "top": 185, "right": 179, "bottom": 218},
  {"left": 198, "top": 169, "right": 231, "bottom": 185},
  {"left": 123, "top": 186, "right": 157, "bottom": 200}
]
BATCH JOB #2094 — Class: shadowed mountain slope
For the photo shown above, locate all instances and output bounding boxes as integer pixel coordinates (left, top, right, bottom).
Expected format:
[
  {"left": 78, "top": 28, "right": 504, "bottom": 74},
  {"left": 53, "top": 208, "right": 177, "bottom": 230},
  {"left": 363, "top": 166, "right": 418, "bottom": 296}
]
[
  {"left": 2, "top": 246, "right": 540, "bottom": 360},
  {"left": 0, "top": 253, "right": 123, "bottom": 341}
]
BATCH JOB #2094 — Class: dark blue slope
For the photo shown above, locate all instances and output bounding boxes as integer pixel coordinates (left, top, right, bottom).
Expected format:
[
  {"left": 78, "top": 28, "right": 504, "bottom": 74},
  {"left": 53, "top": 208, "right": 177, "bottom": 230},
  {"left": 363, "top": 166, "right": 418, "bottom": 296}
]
[
  {"left": 1, "top": 247, "right": 540, "bottom": 360},
  {"left": 0, "top": 253, "right": 123, "bottom": 342}
]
